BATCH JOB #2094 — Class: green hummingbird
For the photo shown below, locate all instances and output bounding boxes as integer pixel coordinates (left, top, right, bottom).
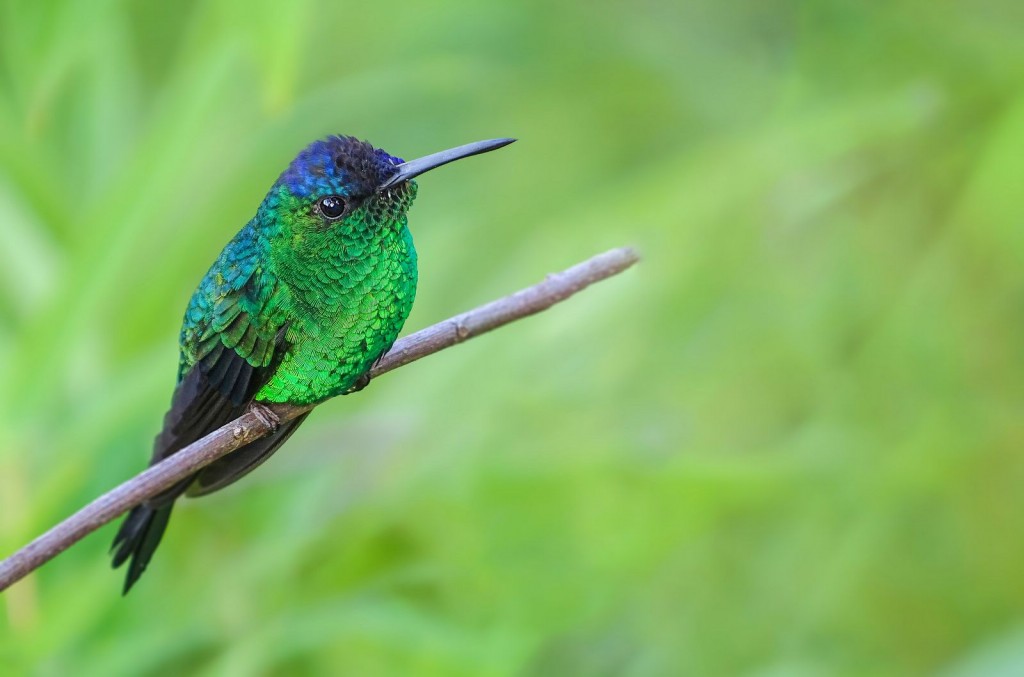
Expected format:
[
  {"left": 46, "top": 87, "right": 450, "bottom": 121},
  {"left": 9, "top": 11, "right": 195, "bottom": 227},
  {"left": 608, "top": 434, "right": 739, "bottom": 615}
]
[{"left": 111, "top": 135, "right": 514, "bottom": 593}]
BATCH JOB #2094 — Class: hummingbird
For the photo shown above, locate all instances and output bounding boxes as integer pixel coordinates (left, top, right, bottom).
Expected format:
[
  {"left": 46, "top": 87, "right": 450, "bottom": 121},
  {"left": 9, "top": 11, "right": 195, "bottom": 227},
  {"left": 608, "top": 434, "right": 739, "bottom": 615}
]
[{"left": 111, "top": 135, "right": 514, "bottom": 593}]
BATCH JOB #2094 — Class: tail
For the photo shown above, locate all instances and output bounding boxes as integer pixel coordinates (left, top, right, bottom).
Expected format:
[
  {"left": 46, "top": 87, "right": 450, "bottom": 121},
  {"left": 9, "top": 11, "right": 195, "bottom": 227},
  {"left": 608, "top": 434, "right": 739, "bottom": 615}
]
[{"left": 110, "top": 502, "right": 175, "bottom": 595}]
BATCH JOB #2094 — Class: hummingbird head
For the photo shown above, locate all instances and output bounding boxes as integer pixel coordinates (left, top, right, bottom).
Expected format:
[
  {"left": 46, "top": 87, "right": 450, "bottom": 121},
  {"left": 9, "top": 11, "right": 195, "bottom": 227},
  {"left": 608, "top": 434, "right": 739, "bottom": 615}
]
[{"left": 264, "top": 135, "right": 514, "bottom": 236}]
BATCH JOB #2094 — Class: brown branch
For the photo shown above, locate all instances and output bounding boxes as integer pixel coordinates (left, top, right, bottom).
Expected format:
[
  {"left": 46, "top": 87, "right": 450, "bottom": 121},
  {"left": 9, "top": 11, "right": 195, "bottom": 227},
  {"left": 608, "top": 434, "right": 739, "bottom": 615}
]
[{"left": 0, "top": 246, "right": 639, "bottom": 592}]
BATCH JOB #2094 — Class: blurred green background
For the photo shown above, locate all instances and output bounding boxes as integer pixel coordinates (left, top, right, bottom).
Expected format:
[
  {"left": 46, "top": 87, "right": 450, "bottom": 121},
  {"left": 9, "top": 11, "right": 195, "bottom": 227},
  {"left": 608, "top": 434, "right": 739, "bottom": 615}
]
[{"left": 2, "top": 0, "right": 1024, "bottom": 674}]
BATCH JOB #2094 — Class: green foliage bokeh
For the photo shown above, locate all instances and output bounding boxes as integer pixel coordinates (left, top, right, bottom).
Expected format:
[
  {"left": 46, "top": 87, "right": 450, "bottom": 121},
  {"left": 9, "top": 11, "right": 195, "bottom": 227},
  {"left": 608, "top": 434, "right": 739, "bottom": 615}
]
[{"left": 2, "top": 1, "right": 1024, "bottom": 675}]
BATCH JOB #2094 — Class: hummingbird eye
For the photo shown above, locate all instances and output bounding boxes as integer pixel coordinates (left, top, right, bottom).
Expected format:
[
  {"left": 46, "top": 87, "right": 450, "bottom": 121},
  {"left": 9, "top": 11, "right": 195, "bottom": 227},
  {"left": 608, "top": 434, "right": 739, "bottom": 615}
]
[{"left": 318, "top": 195, "right": 347, "bottom": 220}]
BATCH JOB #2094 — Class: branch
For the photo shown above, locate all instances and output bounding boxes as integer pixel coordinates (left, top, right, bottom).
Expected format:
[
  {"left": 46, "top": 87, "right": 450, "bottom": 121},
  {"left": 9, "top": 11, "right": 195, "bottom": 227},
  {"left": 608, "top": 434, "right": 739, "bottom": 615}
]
[{"left": 0, "top": 246, "right": 639, "bottom": 592}]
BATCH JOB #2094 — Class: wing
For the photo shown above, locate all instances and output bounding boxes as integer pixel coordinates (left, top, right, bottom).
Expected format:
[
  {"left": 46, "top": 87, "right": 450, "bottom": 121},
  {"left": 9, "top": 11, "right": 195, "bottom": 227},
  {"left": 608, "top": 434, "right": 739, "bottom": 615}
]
[
  {"left": 113, "top": 227, "right": 302, "bottom": 591},
  {"left": 150, "top": 225, "right": 303, "bottom": 498}
]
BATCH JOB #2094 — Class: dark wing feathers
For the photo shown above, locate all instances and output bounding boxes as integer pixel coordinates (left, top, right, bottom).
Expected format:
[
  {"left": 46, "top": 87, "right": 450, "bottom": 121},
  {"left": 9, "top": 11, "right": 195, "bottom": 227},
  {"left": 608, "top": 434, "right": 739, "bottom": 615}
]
[
  {"left": 186, "top": 412, "right": 311, "bottom": 496},
  {"left": 113, "top": 228, "right": 309, "bottom": 591}
]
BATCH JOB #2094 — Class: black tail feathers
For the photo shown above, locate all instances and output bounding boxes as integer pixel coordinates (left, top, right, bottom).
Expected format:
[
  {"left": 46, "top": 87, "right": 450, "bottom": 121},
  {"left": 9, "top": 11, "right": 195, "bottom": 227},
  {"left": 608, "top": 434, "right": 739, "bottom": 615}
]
[{"left": 111, "top": 503, "right": 174, "bottom": 594}]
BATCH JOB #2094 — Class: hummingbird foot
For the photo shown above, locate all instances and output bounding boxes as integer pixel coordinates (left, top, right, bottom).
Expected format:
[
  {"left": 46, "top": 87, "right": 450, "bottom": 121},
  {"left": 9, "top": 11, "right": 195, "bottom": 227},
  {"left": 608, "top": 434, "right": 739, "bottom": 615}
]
[
  {"left": 249, "top": 402, "right": 281, "bottom": 432},
  {"left": 344, "top": 372, "right": 372, "bottom": 395}
]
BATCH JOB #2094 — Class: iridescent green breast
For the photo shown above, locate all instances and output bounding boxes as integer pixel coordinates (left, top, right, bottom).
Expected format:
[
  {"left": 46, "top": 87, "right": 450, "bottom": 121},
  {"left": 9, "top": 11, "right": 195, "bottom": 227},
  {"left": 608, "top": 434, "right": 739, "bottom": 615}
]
[{"left": 255, "top": 220, "right": 417, "bottom": 404}]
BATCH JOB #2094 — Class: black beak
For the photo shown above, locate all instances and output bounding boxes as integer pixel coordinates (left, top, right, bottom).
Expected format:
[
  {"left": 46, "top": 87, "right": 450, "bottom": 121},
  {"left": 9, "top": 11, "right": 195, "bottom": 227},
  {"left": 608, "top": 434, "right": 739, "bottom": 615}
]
[{"left": 378, "top": 138, "right": 516, "bottom": 191}]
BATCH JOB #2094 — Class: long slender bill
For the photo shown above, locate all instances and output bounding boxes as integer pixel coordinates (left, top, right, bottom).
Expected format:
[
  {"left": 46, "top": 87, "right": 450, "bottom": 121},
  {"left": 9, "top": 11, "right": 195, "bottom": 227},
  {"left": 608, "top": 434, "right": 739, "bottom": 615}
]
[{"left": 378, "top": 138, "right": 516, "bottom": 190}]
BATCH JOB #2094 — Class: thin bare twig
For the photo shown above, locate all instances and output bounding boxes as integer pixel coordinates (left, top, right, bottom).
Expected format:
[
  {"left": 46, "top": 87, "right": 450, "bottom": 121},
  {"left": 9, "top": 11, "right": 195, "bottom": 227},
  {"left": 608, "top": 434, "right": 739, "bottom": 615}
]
[{"left": 0, "top": 247, "right": 639, "bottom": 592}]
